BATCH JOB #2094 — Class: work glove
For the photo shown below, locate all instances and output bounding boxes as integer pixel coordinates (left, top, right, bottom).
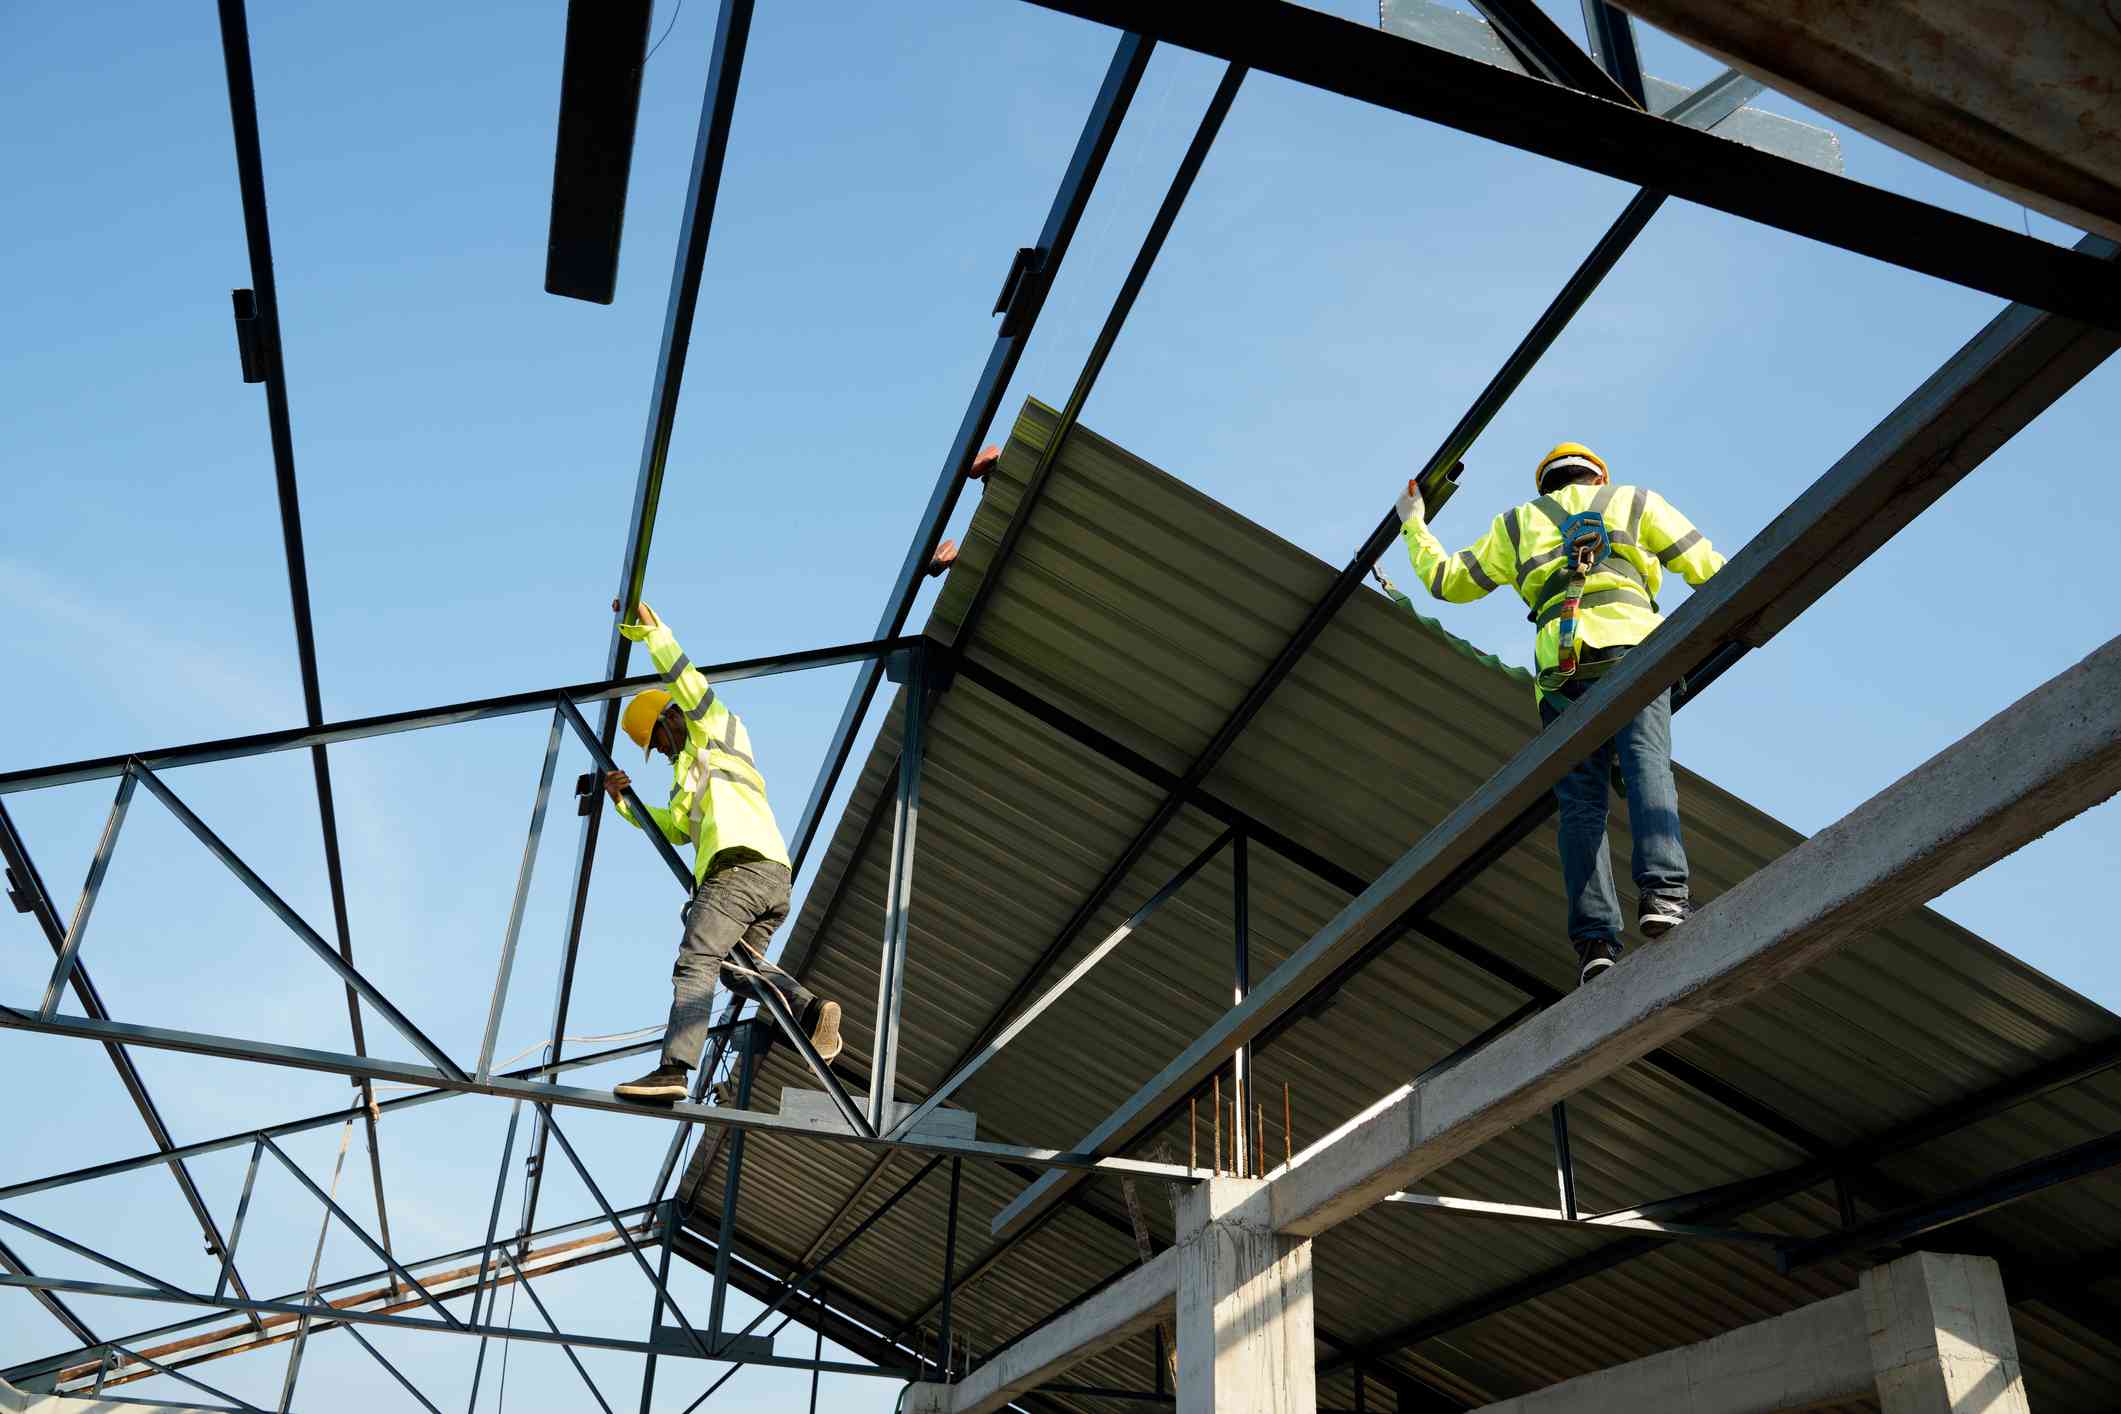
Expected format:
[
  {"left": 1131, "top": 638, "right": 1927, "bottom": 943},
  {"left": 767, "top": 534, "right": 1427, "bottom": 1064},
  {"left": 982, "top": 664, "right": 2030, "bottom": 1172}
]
[{"left": 1393, "top": 478, "right": 1425, "bottom": 527}]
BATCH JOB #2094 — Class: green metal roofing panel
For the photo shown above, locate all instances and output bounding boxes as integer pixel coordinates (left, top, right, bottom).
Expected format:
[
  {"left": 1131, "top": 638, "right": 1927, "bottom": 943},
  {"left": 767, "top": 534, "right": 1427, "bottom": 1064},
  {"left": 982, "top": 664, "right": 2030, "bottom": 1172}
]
[{"left": 689, "top": 397, "right": 2121, "bottom": 1412}]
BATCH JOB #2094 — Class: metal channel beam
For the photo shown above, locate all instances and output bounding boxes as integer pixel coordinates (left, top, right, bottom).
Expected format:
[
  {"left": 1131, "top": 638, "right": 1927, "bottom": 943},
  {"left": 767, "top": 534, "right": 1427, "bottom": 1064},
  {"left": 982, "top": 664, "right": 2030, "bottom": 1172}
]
[
  {"left": 1781, "top": 1129, "right": 2121, "bottom": 1272},
  {"left": 23, "top": 1213, "right": 654, "bottom": 1393},
  {"left": 995, "top": 237, "right": 2120, "bottom": 1241},
  {"left": 0, "top": 637, "right": 904, "bottom": 797},
  {"left": 1017, "top": 0, "right": 2121, "bottom": 329},
  {"left": 212, "top": 0, "right": 399, "bottom": 1283},
  {"left": 544, "top": 0, "right": 655, "bottom": 303},
  {"left": 521, "top": 0, "right": 761, "bottom": 1243},
  {"left": 0, "top": 1272, "right": 910, "bottom": 1378},
  {"left": 787, "top": 31, "right": 1154, "bottom": 874},
  {"left": 0, "top": 1007, "right": 1192, "bottom": 1180}
]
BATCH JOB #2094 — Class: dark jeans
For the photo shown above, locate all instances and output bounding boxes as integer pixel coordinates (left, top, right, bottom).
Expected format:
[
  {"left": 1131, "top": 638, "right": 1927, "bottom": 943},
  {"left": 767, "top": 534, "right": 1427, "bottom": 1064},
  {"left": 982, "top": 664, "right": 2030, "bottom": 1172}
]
[
  {"left": 663, "top": 852, "right": 813, "bottom": 1070},
  {"left": 1538, "top": 679, "right": 1690, "bottom": 959}
]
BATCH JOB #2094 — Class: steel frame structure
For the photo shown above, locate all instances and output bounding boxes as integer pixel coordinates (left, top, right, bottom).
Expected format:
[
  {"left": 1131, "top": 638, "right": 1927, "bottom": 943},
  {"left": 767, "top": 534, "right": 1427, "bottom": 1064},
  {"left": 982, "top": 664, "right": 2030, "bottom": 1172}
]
[{"left": 6, "top": 1, "right": 2120, "bottom": 1411}]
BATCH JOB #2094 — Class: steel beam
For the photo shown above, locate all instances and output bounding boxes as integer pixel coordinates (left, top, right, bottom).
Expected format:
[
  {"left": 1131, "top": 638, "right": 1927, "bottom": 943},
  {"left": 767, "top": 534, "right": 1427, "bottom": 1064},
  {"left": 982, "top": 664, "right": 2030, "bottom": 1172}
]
[
  {"left": 1781, "top": 1129, "right": 2121, "bottom": 1272},
  {"left": 0, "top": 1007, "right": 1191, "bottom": 1179},
  {"left": 23, "top": 1212, "right": 654, "bottom": 1393},
  {"left": 788, "top": 30, "right": 1154, "bottom": 873},
  {"left": 870, "top": 643, "right": 928, "bottom": 1129},
  {"left": 1381, "top": 1191, "right": 1784, "bottom": 1247},
  {"left": 0, "top": 1236, "right": 100, "bottom": 1348},
  {"left": 0, "top": 639, "right": 903, "bottom": 798},
  {"left": 213, "top": 0, "right": 398, "bottom": 1279},
  {"left": 996, "top": 236, "right": 2120, "bottom": 1240},
  {"left": 0, "top": 1272, "right": 909, "bottom": 1377},
  {"left": 1016, "top": 0, "right": 2121, "bottom": 328},
  {"left": 477, "top": 711, "right": 565, "bottom": 1080}
]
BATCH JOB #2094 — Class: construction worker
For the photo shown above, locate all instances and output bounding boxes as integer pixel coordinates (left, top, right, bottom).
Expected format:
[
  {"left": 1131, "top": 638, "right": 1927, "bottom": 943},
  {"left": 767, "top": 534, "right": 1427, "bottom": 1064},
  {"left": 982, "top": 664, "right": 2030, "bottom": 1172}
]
[
  {"left": 1392, "top": 443, "right": 1724, "bottom": 986},
  {"left": 603, "top": 599, "right": 842, "bottom": 1103}
]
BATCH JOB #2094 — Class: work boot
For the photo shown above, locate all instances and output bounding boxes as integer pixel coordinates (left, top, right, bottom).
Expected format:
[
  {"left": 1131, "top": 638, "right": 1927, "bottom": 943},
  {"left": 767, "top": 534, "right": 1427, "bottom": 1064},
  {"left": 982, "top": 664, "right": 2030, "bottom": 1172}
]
[
  {"left": 1638, "top": 893, "right": 1691, "bottom": 939},
  {"left": 1574, "top": 937, "right": 1623, "bottom": 987},
  {"left": 800, "top": 998, "right": 844, "bottom": 1064},
  {"left": 614, "top": 1063, "right": 691, "bottom": 1104}
]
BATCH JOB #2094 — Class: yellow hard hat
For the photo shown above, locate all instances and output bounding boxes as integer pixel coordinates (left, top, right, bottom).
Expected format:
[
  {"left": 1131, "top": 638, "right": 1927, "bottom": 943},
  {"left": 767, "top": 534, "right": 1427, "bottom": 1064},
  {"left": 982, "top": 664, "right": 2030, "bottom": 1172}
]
[
  {"left": 621, "top": 689, "right": 672, "bottom": 757},
  {"left": 1535, "top": 441, "right": 1608, "bottom": 494}
]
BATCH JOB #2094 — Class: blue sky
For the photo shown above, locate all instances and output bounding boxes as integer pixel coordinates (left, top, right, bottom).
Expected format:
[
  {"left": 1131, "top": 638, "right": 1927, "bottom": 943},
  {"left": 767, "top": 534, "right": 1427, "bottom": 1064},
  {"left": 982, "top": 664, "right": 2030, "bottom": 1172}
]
[{"left": 1, "top": 0, "right": 2113, "bottom": 1409}]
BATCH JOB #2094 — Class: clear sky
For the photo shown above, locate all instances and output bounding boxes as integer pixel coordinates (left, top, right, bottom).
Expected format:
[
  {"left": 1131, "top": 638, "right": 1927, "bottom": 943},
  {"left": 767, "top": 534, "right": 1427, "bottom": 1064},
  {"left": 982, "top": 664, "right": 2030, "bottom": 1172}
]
[{"left": 2, "top": 0, "right": 2113, "bottom": 1409}]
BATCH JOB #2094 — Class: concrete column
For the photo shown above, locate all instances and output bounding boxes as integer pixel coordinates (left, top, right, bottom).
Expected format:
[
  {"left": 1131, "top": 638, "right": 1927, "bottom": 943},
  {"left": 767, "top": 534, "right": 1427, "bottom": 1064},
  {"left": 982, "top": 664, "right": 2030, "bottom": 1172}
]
[
  {"left": 1863, "top": 1252, "right": 2030, "bottom": 1413},
  {"left": 1175, "top": 1177, "right": 1316, "bottom": 1414}
]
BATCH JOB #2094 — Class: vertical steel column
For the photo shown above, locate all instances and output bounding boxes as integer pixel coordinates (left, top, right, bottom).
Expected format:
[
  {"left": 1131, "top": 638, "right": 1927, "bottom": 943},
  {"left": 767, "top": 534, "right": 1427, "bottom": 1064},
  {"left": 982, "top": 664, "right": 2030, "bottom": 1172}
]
[
  {"left": 937, "top": 1158, "right": 963, "bottom": 1378},
  {"left": 1231, "top": 831, "right": 1250, "bottom": 1177},
  {"left": 463, "top": 1102, "right": 523, "bottom": 1413},
  {"left": 477, "top": 710, "right": 566, "bottom": 1081},
  {"left": 869, "top": 643, "right": 926, "bottom": 1130},
  {"left": 640, "top": 1197, "right": 681, "bottom": 1412},
  {"left": 711, "top": 1021, "right": 760, "bottom": 1338},
  {"left": 809, "top": 1284, "right": 825, "bottom": 1413},
  {"left": 1551, "top": 1103, "right": 1578, "bottom": 1221}
]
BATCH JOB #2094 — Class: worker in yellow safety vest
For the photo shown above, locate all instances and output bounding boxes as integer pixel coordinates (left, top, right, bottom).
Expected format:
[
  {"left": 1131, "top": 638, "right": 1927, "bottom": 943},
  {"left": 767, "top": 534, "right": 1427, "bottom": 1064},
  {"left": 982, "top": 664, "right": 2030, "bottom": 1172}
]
[
  {"left": 602, "top": 600, "right": 842, "bottom": 1103},
  {"left": 1392, "top": 443, "right": 1725, "bottom": 986}
]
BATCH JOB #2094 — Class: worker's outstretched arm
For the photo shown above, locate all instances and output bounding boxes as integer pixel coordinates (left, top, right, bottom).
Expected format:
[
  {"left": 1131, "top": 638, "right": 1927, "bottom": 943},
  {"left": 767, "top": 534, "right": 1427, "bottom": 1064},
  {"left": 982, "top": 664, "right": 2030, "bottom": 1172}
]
[
  {"left": 1637, "top": 493, "right": 1725, "bottom": 586},
  {"left": 617, "top": 600, "right": 723, "bottom": 753},
  {"left": 1396, "top": 480, "right": 1513, "bottom": 603},
  {"left": 601, "top": 767, "right": 688, "bottom": 844}
]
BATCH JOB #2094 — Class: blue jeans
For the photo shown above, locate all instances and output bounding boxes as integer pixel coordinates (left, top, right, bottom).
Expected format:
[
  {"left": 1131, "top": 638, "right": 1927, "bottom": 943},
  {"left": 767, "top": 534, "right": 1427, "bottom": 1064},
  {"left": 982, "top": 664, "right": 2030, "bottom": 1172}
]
[{"left": 1538, "top": 679, "right": 1690, "bottom": 958}]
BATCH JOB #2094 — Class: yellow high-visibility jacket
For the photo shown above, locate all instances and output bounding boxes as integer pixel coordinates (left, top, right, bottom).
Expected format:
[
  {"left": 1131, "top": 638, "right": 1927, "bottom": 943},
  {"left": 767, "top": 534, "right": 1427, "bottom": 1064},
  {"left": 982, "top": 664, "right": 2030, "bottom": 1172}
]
[
  {"left": 1403, "top": 481, "right": 1725, "bottom": 697},
  {"left": 613, "top": 618, "right": 791, "bottom": 877}
]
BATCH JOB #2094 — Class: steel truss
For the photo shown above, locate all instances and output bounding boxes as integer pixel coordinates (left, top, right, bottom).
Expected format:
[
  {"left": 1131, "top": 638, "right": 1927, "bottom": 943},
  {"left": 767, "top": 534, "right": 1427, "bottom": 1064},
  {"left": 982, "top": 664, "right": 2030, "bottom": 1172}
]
[{"left": 8, "top": 0, "right": 2121, "bottom": 1410}]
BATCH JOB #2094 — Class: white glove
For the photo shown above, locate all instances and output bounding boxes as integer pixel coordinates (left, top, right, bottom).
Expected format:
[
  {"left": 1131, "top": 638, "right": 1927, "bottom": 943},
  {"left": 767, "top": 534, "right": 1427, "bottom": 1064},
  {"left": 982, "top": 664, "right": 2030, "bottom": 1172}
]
[{"left": 1393, "top": 479, "right": 1425, "bottom": 527}]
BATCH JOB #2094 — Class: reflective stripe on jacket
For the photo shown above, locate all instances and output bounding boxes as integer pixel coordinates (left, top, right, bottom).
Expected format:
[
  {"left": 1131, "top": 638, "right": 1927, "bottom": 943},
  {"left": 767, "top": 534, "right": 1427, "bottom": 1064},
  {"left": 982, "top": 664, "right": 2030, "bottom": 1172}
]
[
  {"left": 612, "top": 620, "right": 791, "bottom": 877},
  {"left": 1402, "top": 482, "right": 1724, "bottom": 696}
]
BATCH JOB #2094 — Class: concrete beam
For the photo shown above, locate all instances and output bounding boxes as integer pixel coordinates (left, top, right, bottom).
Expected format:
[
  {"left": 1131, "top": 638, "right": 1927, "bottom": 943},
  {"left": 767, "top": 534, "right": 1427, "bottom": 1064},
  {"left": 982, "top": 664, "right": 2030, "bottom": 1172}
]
[
  {"left": 1265, "top": 636, "right": 2121, "bottom": 1239},
  {"left": 1864, "top": 1252, "right": 2030, "bottom": 1413},
  {"left": 993, "top": 257, "right": 2118, "bottom": 1242},
  {"left": 1467, "top": 1290, "right": 1869, "bottom": 1413},
  {"left": 1610, "top": 0, "right": 2121, "bottom": 242},
  {"left": 905, "top": 1248, "right": 1178, "bottom": 1414}
]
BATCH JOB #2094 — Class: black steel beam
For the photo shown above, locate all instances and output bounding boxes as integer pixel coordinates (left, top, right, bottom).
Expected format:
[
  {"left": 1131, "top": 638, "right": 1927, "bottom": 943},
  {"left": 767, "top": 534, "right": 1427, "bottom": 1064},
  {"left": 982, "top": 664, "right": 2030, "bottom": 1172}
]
[
  {"left": 545, "top": 0, "right": 655, "bottom": 303},
  {"left": 1015, "top": 0, "right": 2121, "bottom": 329},
  {"left": 1469, "top": 0, "right": 1635, "bottom": 103},
  {"left": 0, "top": 1236, "right": 99, "bottom": 1349},
  {"left": 524, "top": 0, "right": 758, "bottom": 1245},
  {"left": 0, "top": 637, "right": 904, "bottom": 798},
  {"left": 787, "top": 30, "right": 1154, "bottom": 874},
  {"left": 1578, "top": 0, "right": 1645, "bottom": 104},
  {"left": 212, "top": 0, "right": 401, "bottom": 1298},
  {"left": 1781, "top": 1129, "right": 2121, "bottom": 1273}
]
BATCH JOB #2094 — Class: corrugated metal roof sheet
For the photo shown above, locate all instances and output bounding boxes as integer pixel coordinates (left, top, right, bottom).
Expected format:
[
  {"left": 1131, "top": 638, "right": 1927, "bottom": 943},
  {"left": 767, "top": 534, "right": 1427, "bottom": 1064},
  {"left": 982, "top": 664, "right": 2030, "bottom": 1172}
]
[{"left": 680, "top": 397, "right": 2121, "bottom": 1412}]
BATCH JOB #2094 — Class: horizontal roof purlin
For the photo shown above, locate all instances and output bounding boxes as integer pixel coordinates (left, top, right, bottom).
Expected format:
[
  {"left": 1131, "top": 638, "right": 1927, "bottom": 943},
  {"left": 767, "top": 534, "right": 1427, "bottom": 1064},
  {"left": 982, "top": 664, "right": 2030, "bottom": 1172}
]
[{"left": 723, "top": 399, "right": 2121, "bottom": 1412}]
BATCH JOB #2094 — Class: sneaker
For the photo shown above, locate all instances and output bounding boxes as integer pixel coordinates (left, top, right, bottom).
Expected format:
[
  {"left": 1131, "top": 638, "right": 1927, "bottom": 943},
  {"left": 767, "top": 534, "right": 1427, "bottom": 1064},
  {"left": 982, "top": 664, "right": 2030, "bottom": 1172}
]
[
  {"left": 808, "top": 1000, "right": 843, "bottom": 1064},
  {"left": 614, "top": 1064, "right": 691, "bottom": 1103},
  {"left": 1638, "top": 894, "right": 1691, "bottom": 939},
  {"left": 1574, "top": 937, "right": 1622, "bottom": 987}
]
